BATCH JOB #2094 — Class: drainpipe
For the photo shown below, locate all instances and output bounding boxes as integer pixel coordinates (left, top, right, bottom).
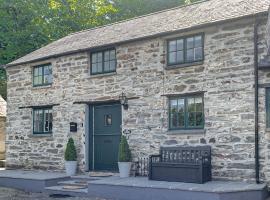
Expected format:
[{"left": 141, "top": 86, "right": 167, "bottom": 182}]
[{"left": 254, "top": 19, "right": 260, "bottom": 184}]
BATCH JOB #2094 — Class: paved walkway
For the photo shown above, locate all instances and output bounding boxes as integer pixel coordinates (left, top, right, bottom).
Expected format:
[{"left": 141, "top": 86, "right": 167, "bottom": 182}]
[{"left": 0, "top": 187, "right": 107, "bottom": 200}]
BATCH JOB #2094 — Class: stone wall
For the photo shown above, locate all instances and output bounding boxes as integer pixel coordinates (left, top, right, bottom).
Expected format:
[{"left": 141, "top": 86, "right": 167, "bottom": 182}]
[
  {"left": 0, "top": 117, "right": 6, "bottom": 160},
  {"left": 5, "top": 16, "right": 270, "bottom": 183},
  {"left": 266, "top": 7, "right": 270, "bottom": 55},
  {"left": 0, "top": 96, "right": 6, "bottom": 161}
]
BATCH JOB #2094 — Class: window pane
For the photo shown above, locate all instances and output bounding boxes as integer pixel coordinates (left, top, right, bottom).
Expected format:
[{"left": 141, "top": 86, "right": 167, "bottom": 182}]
[
  {"left": 178, "top": 113, "right": 185, "bottom": 127},
  {"left": 92, "top": 63, "right": 97, "bottom": 74},
  {"left": 169, "top": 52, "right": 177, "bottom": 64},
  {"left": 176, "top": 51, "right": 184, "bottom": 63},
  {"left": 178, "top": 98, "right": 185, "bottom": 128},
  {"left": 104, "top": 51, "right": 110, "bottom": 61},
  {"left": 97, "top": 52, "right": 102, "bottom": 62},
  {"left": 48, "top": 110, "right": 53, "bottom": 131},
  {"left": 110, "top": 50, "right": 116, "bottom": 60},
  {"left": 38, "top": 76, "right": 43, "bottom": 85},
  {"left": 196, "top": 112, "right": 203, "bottom": 126},
  {"left": 97, "top": 62, "right": 103, "bottom": 73},
  {"left": 44, "top": 109, "right": 52, "bottom": 132},
  {"left": 194, "top": 35, "right": 202, "bottom": 47},
  {"left": 178, "top": 99, "right": 185, "bottom": 112},
  {"left": 169, "top": 40, "right": 177, "bottom": 52},
  {"left": 44, "top": 65, "right": 52, "bottom": 75},
  {"left": 34, "top": 68, "right": 39, "bottom": 76},
  {"left": 33, "top": 110, "right": 39, "bottom": 132},
  {"left": 170, "top": 100, "right": 178, "bottom": 128},
  {"left": 188, "top": 98, "right": 195, "bottom": 112},
  {"left": 194, "top": 47, "right": 203, "bottom": 61},
  {"left": 188, "top": 113, "right": 196, "bottom": 127},
  {"left": 39, "top": 110, "right": 43, "bottom": 132},
  {"left": 187, "top": 37, "right": 194, "bottom": 49},
  {"left": 177, "top": 39, "right": 184, "bottom": 50},
  {"left": 186, "top": 49, "right": 194, "bottom": 62},
  {"left": 44, "top": 74, "right": 52, "bottom": 84},
  {"left": 33, "top": 77, "right": 38, "bottom": 85},
  {"left": 110, "top": 60, "right": 116, "bottom": 71},
  {"left": 195, "top": 97, "right": 203, "bottom": 111},
  {"left": 92, "top": 53, "right": 97, "bottom": 63},
  {"left": 44, "top": 110, "right": 49, "bottom": 132},
  {"left": 38, "top": 67, "right": 43, "bottom": 76},
  {"left": 104, "top": 61, "right": 110, "bottom": 72}
]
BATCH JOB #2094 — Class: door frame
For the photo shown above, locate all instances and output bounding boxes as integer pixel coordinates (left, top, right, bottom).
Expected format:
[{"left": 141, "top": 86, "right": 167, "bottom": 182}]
[{"left": 88, "top": 100, "right": 122, "bottom": 171}]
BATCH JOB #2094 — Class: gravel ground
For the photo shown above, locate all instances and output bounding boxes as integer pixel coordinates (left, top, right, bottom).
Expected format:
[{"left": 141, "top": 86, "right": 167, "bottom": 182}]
[{"left": 0, "top": 187, "right": 107, "bottom": 200}]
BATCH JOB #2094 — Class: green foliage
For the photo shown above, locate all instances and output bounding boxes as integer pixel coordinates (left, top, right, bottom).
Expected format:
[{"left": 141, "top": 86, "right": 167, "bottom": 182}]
[
  {"left": 65, "top": 138, "right": 77, "bottom": 161},
  {"left": 118, "top": 135, "right": 132, "bottom": 162},
  {"left": 110, "top": 0, "right": 199, "bottom": 21}
]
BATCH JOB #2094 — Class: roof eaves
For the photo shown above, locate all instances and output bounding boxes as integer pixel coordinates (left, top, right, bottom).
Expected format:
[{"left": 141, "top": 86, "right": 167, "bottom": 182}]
[{"left": 5, "top": 10, "right": 268, "bottom": 68}]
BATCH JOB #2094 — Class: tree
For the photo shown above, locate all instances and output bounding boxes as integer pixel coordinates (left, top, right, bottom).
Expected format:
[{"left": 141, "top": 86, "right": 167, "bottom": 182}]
[
  {"left": 0, "top": 0, "right": 117, "bottom": 99},
  {"left": 110, "top": 0, "right": 199, "bottom": 21}
]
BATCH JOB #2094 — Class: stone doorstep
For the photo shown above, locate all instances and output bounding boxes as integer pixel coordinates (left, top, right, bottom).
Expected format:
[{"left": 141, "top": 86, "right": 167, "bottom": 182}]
[{"left": 58, "top": 180, "right": 88, "bottom": 188}]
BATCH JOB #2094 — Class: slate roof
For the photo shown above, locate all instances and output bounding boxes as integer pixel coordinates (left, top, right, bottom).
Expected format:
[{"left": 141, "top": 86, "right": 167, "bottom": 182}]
[{"left": 7, "top": 0, "right": 270, "bottom": 67}]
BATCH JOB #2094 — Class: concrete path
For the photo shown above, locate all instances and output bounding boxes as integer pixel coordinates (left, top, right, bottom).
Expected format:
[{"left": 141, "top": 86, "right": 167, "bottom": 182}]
[{"left": 0, "top": 187, "right": 107, "bottom": 200}]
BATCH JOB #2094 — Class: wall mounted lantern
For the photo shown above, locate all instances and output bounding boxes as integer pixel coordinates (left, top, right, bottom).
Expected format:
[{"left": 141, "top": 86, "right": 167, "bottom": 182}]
[{"left": 119, "top": 92, "right": 128, "bottom": 110}]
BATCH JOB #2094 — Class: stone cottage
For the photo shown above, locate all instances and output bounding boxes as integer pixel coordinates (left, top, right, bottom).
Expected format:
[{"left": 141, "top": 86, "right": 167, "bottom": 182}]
[{"left": 4, "top": 0, "right": 270, "bottom": 184}]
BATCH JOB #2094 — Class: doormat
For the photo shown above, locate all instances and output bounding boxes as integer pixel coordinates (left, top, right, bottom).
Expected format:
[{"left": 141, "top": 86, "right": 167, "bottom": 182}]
[
  {"left": 49, "top": 194, "right": 72, "bottom": 198},
  {"left": 89, "top": 171, "right": 115, "bottom": 177}
]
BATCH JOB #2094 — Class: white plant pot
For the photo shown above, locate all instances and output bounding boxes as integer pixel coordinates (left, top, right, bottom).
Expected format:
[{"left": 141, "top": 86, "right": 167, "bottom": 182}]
[
  {"left": 118, "top": 162, "right": 132, "bottom": 178},
  {"left": 65, "top": 161, "right": 77, "bottom": 176}
]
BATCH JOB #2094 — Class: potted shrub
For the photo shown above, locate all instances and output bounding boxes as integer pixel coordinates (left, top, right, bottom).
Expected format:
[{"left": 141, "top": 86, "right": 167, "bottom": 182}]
[
  {"left": 64, "top": 138, "right": 77, "bottom": 176},
  {"left": 118, "top": 135, "right": 132, "bottom": 178}
]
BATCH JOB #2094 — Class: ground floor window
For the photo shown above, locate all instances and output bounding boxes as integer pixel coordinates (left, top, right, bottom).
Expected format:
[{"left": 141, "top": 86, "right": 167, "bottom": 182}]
[
  {"left": 33, "top": 107, "right": 53, "bottom": 134},
  {"left": 169, "top": 94, "right": 204, "bottom": 130}
]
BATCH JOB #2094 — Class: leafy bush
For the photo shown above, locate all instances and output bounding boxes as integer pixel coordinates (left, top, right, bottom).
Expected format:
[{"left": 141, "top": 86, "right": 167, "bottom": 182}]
[
  {"left": 65, "top": 138, "right": 77, "bottom": 161},
  {"left": 118, "top": 135, "right": 132, "bottom": 162}
]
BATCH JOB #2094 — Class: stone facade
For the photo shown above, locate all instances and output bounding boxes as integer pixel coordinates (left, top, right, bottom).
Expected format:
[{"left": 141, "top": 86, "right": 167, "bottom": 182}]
[
  {"left": 0, "top": 96, "right": 6, "bottom": 160},
  {"left": 5, "top": 15, "right": 270, "bottom": 183}
]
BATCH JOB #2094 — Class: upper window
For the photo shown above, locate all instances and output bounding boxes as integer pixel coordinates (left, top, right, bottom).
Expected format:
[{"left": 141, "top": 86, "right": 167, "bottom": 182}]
[
  {"left": 167, "top": 34, "right": 203, "bottom": 66},
  {"left": 169, "top": 95, "right": 204, "bottom": 130},
  {"left": 33, "top": 107, "right": 53, "bottom": 134},
  {"left": 91, "top": 49, "right": 116, "bottom": 75},
  {"left": 33, "top": 64, "right": 52, "bottom": 86}
]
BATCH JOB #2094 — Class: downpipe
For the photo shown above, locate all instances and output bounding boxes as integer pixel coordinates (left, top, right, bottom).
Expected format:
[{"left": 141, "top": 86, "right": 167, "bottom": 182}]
[{"left": 254, "top": 19, "right": 260, "bottom": 184}]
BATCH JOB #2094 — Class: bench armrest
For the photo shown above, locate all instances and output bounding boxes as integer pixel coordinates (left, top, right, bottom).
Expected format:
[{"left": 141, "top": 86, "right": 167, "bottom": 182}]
[{"left": 200, "top": 155, "right": 211, "bottom": 164}]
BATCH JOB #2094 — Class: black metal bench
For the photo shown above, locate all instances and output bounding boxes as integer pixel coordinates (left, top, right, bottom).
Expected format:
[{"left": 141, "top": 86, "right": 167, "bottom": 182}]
[{"left": 149, "top": 145, "right": 211, "bottom": 184}]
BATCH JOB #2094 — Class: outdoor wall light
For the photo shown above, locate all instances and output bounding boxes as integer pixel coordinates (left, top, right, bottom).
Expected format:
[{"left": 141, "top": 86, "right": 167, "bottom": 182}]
[{"left": 119, "top": 92, "right": 128, "bottom": 110}]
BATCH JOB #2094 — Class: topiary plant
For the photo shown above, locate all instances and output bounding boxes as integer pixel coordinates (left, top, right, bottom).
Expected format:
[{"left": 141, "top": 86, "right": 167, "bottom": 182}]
[
  {"left": 118, "top": 135, "right": 132, "bottom": 162},
  {"left": 65, "top": 138, "right": 77, "bottom": 161}
]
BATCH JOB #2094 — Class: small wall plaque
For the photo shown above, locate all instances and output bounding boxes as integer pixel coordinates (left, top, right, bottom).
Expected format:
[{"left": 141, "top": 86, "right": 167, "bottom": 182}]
[{"left": 70, "top": 122, "right": 77, "bottom": 132}]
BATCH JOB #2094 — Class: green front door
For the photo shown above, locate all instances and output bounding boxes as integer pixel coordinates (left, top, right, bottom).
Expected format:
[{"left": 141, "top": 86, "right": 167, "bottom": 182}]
[{"left": 90, "top": 103, "right": 122, "bottom": 171}]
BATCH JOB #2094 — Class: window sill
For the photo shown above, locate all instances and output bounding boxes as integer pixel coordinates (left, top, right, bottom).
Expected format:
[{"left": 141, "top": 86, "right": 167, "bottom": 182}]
[
  {"left": 90, "top": 72, "right": 117, "bottom": 78},
  {"left": 165, "top": 61, "right": 203, "bottom": 70},
  {"left": 29, "top": 134, "right": 53, "bottom": 138},
  {"left": 167, "top": 129, "right": 205, "bottom": 135},
  {"left": 32, "top": 84, "right": 52, "bottom": 90}
]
